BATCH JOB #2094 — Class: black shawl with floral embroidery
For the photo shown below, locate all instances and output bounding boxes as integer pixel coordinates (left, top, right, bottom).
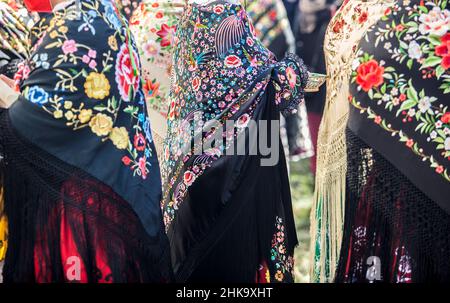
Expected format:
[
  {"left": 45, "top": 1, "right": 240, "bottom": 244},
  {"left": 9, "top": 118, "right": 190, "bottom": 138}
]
[
  {"left": 1, "top": 0, "right": 171, "bottom": 282},
  {"left": 337, "top": 0, "right": 450, "bottom": 283},
  {"left": 347, "top": 0, "right": 450, "bottom": 213}
]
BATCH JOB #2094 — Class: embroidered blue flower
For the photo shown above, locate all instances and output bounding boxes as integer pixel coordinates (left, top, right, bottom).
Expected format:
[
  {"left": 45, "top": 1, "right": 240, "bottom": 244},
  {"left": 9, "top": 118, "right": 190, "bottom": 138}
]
[
  {"left": 143, "top": 119, "right": 152, "bottom": 143},
  {"left": 27, "top": 86, "right": 49, "bottom": 105},
  {"left": 101, "top": 0, "right": 122, "bottom": 31}
]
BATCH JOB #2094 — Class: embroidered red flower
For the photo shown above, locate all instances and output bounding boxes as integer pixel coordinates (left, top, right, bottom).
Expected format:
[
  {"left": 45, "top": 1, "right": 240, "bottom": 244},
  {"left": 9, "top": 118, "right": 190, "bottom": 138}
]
[
  {"left": 134, "top": 133, "right": 146, "bottom": 151},
  {"left": 183, "top": 171, "right": 195, "bottom": 186},
  {"left": 246, "top": 37, "right": 254, "bottom": 47},
  {"left": 395, "top": 24, "right": 405, "bottom": 31},
  {"left": 213, "top": 4, "right": 224, "bottom": 14},
  {"left": 286, "top": 67, "right": 297, "bottom": 89},
  {"left": 192, "top": 77, "right": 201, "bottom": 91},
  {"left": 332, "top": 19, "right": 345, "bottom": 33},
  {"left": 115, "top": 44, "right": 140, "bottom": 101},
  {"left": 436, "top": 165, "right": 444, "bottom": 174},
  {"left": 356, "top": 59, "right": 385, "bottom": 92},
  {"left": 406, "top": 139, "right": 414, "bottom": 148},
  {"left": 224, "top": 55, "right": 242, "bottom": 68},
  {"left": 122, "top": 156, "right": 131, "bottom": 166},
  {"left": 441, "top": 112, "right": 450, "bottom": 123},
  {"left": 156, "top": 24, "right": 176, "bottom": 47},
  {"left": 435, "top": 33, "right": 450, "bottom": 70},
  {"left": 358, "top": 11, "right": 368, "bottom": 24},
  {"left": 138, "top": 157, "right": 147, "bottom": 179},
  {"left": 144, "top": 79, "right": 160, "bottom": 98},
  {"left": 374, "top": 116, "right": 382, "bottom": 124},
  {"left": 399, "top": 93, "right": 407, "bottom": 102}
]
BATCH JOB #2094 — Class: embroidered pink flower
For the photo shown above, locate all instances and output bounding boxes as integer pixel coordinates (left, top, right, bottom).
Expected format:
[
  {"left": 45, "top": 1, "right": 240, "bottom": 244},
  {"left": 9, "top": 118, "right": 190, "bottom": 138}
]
[
  {"left": 418, "top": 6, "right": 450, "bottom": 37},
  {"left": 374, "top": 116, "right": 382, "bottom": 124},
  {"left": 115, "top": 44, "right": 140, "bottom": 101},
  {"left": 88, "top": 49, "right": 97, "bottom": 58},
  {"left": 285, "top": 67, "right": 297, "bottom": 89},
  {"left": 236, "top": 114, "right": 250, "bottom": 128},
  {"left": 62, "top": 39, "right": 77, "bottom": 55},
  {"left": 224, "top": 55, "right": 242, "bottom": 68},
  {"left": 406, "top": 139, "right": 414, "bottom": 148},
  {"left": 213, "top": 4, "right": 224, "bottom": 14},
  {"left": 82, "top": 55, "right": 90, "bottom": 64},
  {"left": 138, "top": 157, "right": 147, "bottom": 179},
  {"left": 143, "top": 40, "right": 160, "bottom": 57},
  {"left": 183, "top": 171, "right": 195, "bottom": 186},
  {"left": 246, "top": 37, "right": 254, "bottom": 47},
  {"left": 156, "top": 23, "right": 176, "bottom": 47},
  {"left": 89, "top": 60, "right": 97, "bottom": 69},
  {"left": 436, "top": 165, "right": 444, "bottom": 174}
]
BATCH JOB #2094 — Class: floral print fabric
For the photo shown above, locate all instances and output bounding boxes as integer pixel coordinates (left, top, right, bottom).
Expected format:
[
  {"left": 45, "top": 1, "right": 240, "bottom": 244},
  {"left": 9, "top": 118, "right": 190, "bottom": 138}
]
[
  {"left": 348, "top": 0, "right": 450, "bottom": 212},
  {"left": 128, "top": 0, "right": 184, "bottom": 115},
  {"left": 9, "top": 0, "right": 163, "bottom": 237},
  {"left": 160, "top": 0, "right": 307, "bottom": 282}
]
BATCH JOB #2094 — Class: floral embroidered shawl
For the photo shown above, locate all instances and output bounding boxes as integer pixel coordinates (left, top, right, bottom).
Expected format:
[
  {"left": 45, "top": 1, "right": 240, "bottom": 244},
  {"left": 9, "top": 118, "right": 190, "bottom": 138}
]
[
  {"left": 161, "top": 0, "right": 308, "bottom": 282},
  {"left": 348, "top": 0, "right": 450, "bottom": 212},
  {"left": 10, "top": 0, "right": 164, "bottom": 240}
]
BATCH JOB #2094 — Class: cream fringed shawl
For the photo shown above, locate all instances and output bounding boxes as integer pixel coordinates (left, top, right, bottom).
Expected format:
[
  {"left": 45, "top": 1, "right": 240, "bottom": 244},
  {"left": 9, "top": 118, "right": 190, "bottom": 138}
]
[{"left": 310, "top": 0, "right": 395, "bottom": 282}]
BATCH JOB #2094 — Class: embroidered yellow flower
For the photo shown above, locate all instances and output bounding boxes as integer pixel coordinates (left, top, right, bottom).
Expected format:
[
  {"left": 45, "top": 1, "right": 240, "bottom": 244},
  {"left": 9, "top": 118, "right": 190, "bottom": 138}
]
[
  {"left": 79, "top": 109, "right": 93, "bottom": 124},
  {"left": 275, "top": 270, "right": 284, "bottom": 282},
  {"left": 65, "top": 111, "right": 74, "bottom": 120},
  {"left": 64, "top": 101, "right": 73, "bottom": 109},
  {"left": 84, "top": 72, "right": 110, "bottom": 100},
  {"left": 49, "top": 30, "right": 58, "bottom": 39},
  {"left": 110, "top": 127, "right": 129, "bottom": 150},
  {"left": 89, "top": 113, "right": 113, "bottom": 137},
  {"left": 53, "top": 110, "right": 63, "bottom": 119},
  {"left": 108, "top": 35, "right": 118, "bottom": 51},
  {"left": 59, "top": 26, "right": 68, "bottom": 34}
]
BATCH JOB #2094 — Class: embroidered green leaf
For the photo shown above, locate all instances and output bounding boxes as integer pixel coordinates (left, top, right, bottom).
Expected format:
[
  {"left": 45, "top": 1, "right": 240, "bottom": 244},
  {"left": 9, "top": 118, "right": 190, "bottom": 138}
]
[
  {"left": 407, "top": 59, "right": 413, "bottom": 70},
  {"left": 124, "top": 105, "right": 139, "bottom": 115},
  {"left": 399, "top": 99, "right": 417, "bottom": 111},
  {"left": 428, "top": 35, "right": 442, "bottom": 46},
  {"left": 406, "top": 84, "right": 419, "bottom": 102},
  {"left": 422, "top": 56, "right": 442, "bottom": 68},
  {"left": 418, "top": 5, "right": 429, "bottom": 13},
  {"left": 436, "top": 65, "right": 445, "bottom": 79},
  {"left": 93, "top": 104, "right": 108, "bottom": 111}
]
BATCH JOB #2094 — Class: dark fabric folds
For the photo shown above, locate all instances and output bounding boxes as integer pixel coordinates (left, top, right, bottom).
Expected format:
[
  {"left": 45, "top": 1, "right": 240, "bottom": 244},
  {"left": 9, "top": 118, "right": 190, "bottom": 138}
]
[
  {"left": 336, "top": 129, "right": 450, "bottom": 283},
  {"left": 0, "top": 108, "right": 172, "bottom": 282}
]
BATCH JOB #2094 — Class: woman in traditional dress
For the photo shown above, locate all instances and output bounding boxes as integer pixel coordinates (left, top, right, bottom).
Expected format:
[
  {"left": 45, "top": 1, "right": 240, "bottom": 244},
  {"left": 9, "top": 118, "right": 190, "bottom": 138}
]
[
  {"left": 312, "top": 0, "right": 450, "bottom": 282},
  {"left": 0, "top": 0, "right": 35, "bottom": 269},
  {"left": 160, "top": 0, "right": 309, "bottom": 282},
  {"left": 0, "top": 0, "right": 171, "bottom": 282}
]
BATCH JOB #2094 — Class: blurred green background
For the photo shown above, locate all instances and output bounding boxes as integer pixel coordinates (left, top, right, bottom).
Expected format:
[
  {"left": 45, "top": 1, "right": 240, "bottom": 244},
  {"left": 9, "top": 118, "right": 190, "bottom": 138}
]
[{"left": 289, "top": 159, "right": 314, "bottom": 283}]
